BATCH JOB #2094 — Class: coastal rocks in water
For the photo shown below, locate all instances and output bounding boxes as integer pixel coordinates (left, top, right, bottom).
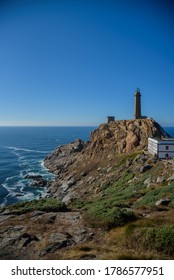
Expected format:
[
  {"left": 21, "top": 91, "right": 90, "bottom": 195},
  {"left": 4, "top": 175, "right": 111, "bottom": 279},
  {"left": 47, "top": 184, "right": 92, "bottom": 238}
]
[{"left": 25, "top": 175, "right": 48, "bottom": 187}]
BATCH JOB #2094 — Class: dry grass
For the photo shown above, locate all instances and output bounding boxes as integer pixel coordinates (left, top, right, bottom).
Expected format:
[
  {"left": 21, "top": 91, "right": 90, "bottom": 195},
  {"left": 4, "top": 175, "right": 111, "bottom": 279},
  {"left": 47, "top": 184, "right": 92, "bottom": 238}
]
[{"left": 57, "top": 209, "right": 174, "bottom": 260}]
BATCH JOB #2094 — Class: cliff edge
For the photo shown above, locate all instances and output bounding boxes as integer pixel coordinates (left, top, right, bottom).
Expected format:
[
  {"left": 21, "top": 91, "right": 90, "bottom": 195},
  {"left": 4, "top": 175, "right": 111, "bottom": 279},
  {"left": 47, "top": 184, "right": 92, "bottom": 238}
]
[
  {"left": 89, "top": 118, "right": 168, "bottom": 155},
  {"left": 1, "top": 118, "right": 174, "bottom": 260},
  {"left": 44, "top": 118, "right": 169, "bottom": 204}
]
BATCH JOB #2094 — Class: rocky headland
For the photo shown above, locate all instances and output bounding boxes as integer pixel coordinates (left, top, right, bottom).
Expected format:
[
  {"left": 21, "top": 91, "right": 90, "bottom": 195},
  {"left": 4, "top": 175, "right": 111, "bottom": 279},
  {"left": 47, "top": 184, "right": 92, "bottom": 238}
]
[
  {"left": 1, "top": 118, "right": 174, "bottom": 260},
  {"left": 44, "top": 118, "right": 169, "bottom": 205}
]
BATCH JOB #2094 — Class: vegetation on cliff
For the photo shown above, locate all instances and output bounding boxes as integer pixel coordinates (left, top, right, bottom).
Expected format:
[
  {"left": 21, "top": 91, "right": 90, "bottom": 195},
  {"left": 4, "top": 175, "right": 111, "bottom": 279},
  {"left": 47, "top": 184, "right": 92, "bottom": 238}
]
[
  {"left": 0, "top": 119, "right": 174, "bottom": 260},
  {"left": 6, "top": 198, "right": 68, "bottom": 214}
]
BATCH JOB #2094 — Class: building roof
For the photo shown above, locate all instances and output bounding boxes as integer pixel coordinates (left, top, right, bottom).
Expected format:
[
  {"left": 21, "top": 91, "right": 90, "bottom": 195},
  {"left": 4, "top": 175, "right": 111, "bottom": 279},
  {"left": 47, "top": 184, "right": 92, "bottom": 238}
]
[{"left": 148, "top": 137, "right": 174, "bottom": 143}]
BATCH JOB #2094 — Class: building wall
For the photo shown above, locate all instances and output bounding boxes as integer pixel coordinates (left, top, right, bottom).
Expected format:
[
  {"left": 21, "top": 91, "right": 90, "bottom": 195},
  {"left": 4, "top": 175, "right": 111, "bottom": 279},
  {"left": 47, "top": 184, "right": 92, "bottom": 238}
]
[
  {"left": 148, "top": 138, "right": 158, "bottom": 155},
  {"left": 158, "top": 144, "right": 174, "bottom": 152},
  {"left": 158, "top": 143, "right": 174, "bottom": 158},
  {"left": 148, "top": 137, "right": 174, "bottom": 158},
  {"left": 158, "top": 152, "right": 174, "bottom": 158}
]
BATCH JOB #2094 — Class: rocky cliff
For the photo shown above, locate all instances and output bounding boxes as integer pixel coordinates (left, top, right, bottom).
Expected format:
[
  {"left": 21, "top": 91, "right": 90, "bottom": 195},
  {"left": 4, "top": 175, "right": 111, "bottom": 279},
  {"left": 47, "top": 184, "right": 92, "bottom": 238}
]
[
  {"left": 89, "top": 118, "right": 168, "bottom": 155},
  {"left": 1, "top": 118, "right": 174, "bottom": 260},
  {"left": 44, "top": 118, "right": 169, "bottom": 204}
]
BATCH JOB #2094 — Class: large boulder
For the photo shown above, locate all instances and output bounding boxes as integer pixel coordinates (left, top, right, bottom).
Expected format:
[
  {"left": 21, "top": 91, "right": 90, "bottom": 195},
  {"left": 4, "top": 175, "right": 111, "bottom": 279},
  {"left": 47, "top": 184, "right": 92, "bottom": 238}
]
[
  {"left": 126, "top": 132, "right": 140, "bottom": 152},
  {"left": 25, "top": 175, "right": 48, "bottom": 187}
]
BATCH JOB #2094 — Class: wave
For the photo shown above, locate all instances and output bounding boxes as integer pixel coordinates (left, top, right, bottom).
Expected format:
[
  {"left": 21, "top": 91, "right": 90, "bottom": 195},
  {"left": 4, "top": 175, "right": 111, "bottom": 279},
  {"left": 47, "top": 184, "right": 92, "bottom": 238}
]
[
  {"left": 3, "top": 176, "right": 30, "bottom": 196},
  {"left": 4, "top": 146, "right": 51, "bottom": 154},
  {"left": 1, "top": 145, "right": 53, "bottom": 206},
  {"left": 2, "top": 183, "right": 18, "bottom": 192},
  {"left": 5, "top": 175, "right": 19, "bottom": 182},
  {"left": 19, "top": 169, "right": 32, "bottom": 177},
  {"left": 40, "top": 160, "right": 45, "bottom": 168},
  {"left": 19, "top": 192, "right": 36, "bottom": 201},
  {"left": 25, "top": 171, "right": 41, "bottom": 177},
  {"left": 5, "top": 190, "right": 32, "bottom": 200},
  {"left": 2, "top": 181, "right": 47, "bottom": 206}
]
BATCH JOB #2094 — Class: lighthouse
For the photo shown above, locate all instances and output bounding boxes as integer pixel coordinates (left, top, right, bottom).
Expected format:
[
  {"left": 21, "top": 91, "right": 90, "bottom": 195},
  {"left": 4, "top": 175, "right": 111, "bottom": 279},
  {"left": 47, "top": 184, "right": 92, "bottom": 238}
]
[{"left": 134, "top": 88, "right": 141, "bottom": 119}]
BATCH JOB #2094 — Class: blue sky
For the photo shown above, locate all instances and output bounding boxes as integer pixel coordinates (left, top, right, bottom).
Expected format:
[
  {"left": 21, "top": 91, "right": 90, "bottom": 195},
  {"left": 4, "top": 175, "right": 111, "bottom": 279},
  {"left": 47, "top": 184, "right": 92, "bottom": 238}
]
[{"left": 0, "top": 0, "right": 173, "bottom": 126}]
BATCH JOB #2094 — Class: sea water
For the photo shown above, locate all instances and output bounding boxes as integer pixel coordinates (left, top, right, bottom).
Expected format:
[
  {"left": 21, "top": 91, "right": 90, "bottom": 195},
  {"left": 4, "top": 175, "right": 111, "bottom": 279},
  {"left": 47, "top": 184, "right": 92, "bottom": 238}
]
[
  {"left": 0, "top": 126, "right": 173, "bottom": 206},
  {"left": 0, "top": 126, "right": 95, "bottom": 206}
]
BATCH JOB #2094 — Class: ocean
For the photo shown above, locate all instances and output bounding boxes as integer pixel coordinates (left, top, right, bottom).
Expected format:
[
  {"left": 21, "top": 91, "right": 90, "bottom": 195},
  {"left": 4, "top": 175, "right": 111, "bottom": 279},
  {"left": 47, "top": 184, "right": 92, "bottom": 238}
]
[
  {"left": 0, "top": 126, "right": 174, "bottom": 207},
  {"left": 0, "top": 126, "right": 95, "bottom": 206}
]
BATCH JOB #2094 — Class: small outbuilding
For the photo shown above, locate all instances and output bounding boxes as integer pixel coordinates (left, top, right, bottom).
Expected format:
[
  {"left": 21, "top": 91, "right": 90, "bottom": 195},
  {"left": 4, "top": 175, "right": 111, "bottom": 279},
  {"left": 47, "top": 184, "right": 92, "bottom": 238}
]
[
  {"left": 148, "top": 137, "right": 174, "bottom": 159},
  {"left": 106, "top": 116, "right": 115, "bottom": 124}
]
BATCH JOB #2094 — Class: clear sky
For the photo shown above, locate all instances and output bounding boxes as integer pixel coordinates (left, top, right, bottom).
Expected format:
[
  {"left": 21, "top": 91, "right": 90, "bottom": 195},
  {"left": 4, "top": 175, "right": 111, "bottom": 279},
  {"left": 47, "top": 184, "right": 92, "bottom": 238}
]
[{"left": 0, "top": 0, "right": 173, "bottom": 126}]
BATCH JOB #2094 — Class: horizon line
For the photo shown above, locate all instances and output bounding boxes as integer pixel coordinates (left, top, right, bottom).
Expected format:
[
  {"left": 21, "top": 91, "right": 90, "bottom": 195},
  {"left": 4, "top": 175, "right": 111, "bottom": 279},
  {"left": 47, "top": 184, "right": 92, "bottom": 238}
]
[
  {"left": 0, "top": 124, "right": 98, "bottom": 127},
  {"left": 0, "top": 120, "right": 173, "bottom": 127}
]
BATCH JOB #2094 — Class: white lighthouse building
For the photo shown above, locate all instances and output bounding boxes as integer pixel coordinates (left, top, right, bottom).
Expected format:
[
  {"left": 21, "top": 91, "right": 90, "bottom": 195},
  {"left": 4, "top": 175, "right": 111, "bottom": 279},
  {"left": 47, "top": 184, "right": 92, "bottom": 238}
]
[{"left": 148, "top": 137, "right": 174, "bottom": 159}]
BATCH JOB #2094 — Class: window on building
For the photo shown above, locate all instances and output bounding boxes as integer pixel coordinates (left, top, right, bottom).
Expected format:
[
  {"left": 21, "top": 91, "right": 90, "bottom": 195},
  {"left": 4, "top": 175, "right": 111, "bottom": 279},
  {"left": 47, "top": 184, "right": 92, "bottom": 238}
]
[{"left": 166, "top": 146, "right": 169, "bottom": 150}]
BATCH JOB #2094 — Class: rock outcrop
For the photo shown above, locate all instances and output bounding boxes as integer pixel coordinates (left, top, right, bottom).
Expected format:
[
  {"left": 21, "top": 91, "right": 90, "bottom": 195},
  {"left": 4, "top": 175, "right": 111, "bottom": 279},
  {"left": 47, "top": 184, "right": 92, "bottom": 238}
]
[
  {"left": 44, "top": 118, "right": 169, "bottom": 203},
  {"left": 25, "top": 175, "right": 48, "bottom": 187},
  {"left": 0, "top": 210, "right": 97, "bottom": 259},
  {"left": 0, "top": 118, "right": 173, "bottom": 260},
  {"left": 89, "top": 118, "right": 169, "bottom": 156}
]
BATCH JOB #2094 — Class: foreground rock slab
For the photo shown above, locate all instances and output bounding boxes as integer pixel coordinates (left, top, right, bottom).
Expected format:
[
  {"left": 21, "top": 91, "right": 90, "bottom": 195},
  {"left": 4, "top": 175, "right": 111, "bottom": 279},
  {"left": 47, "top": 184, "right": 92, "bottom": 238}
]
[{"left": 0, "top": 210, "right": 96, "bottom": 260}]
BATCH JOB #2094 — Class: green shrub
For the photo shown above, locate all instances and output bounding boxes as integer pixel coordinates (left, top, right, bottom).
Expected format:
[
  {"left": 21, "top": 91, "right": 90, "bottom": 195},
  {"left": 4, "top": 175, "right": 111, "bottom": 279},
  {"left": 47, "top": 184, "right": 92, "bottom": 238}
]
[
  {"left": 7, "top": 198, "right": 67, "bottom": 214},
  {"left": 71, "top": 200, "right": 86, "bottom": 209},
  {"left": 116, "top": 151, "right": 141, "bottom": 168},
  {"left": 141, "top": 226, "right": 174, "bottom": 255},
  {"left": 127, "top": 224, "right": 174, "bottom": 256},
  {"left": 84, "top": 202, "right": 135, "bottom": 230},
  {"left": 134, "top": 184, "right": 174, "bottom": 208}
]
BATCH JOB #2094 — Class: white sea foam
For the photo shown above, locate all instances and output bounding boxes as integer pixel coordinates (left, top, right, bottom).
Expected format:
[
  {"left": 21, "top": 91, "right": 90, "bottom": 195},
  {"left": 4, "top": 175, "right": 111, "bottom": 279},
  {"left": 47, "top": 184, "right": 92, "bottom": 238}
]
[
  {"left": 27, "top": 171, "right": 41, "bottom": 177},
  {"left": 18, "top": 156, "right": 25, "bottom": 162},
  {"left": 5, "top": 146, "right": 51, "bottom": 154},
  {"left": 3, "top": 176, "right": 27, "bottom": 194},
  {"left": 1, "top": 198, "right": 7, "bottom": 207},
  {"left": 14, "top": 181, "right": 26, "bottom": 188},
  {"left": 19, "top": 192, "right": 37, "bottom": 201},
  {"left": 20, "top": 186, "right": 25, "bottom": 192},
  {"left": 5, "top": 175, "right": 18, "bottom": 182},
  {"left": 2, "top": 183, "right": 16, "bottom": 192},
  {"left": 40, "top": 160, "right": 49, "bottom": 172},
  {"left": 1, "top": 145, "right": 52, "bottom": 206},
  {"left": 5, "top": 190, "right": 26, "bottom": 199},
  {"left": 40, "top": 160, "right": 45, "bottom": 168},
  {"left": 4, "top": 189, "right": 21, "bottom": 199}
]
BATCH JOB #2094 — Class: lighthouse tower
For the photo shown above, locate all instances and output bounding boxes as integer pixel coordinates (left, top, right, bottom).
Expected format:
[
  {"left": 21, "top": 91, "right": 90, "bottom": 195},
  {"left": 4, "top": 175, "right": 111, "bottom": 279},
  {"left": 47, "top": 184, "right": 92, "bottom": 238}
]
[{"left": 134, "top": 88, "right": 141, "bottom": 119}]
